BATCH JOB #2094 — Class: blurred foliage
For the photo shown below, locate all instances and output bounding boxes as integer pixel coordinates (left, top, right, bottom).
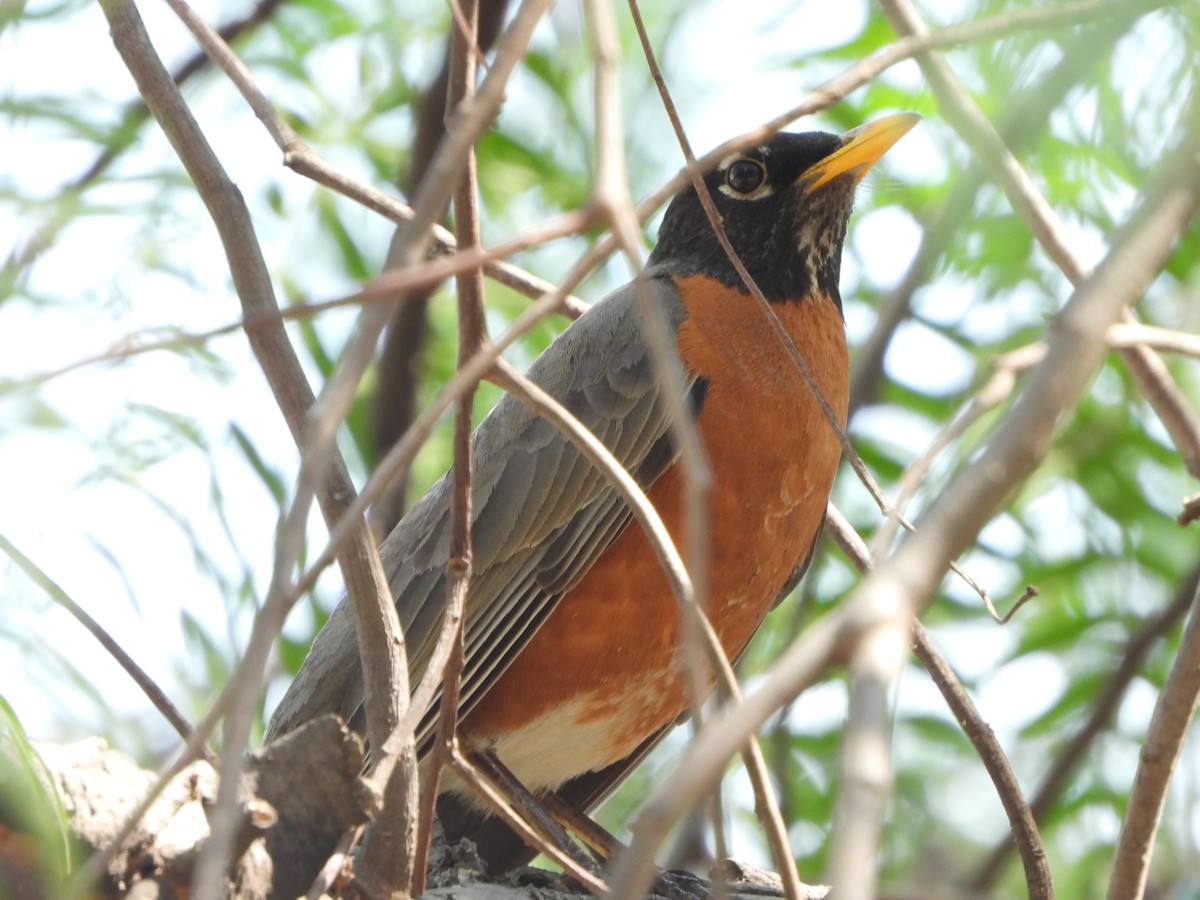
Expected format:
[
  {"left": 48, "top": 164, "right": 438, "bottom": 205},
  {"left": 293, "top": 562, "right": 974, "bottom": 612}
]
[
  {"left": 2, "top": 0, "right": 1200, "bottom": 897},
  {"left": 0, "top": 698, "right": 78, "bottom": 895}
]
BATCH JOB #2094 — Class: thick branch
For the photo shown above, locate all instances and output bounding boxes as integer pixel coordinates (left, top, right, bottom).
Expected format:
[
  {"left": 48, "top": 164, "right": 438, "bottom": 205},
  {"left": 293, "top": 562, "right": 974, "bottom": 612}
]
[{"left": 100, "top": 1, "right": 404, "bottom": 894}]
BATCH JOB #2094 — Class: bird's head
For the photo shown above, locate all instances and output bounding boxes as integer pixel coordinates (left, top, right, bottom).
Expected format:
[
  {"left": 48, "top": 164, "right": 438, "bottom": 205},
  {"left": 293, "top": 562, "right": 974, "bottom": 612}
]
[{"left": 648, "top": 113, "right": 920, "bottom": 308}]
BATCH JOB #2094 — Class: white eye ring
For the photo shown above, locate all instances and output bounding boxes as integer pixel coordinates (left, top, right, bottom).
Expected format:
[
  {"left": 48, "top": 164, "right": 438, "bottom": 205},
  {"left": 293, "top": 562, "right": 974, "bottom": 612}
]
[
  {"left": 717, "top": 156, "right": 774, "bottom": 200},
  {"left": 726, "top": 159, "right": 766, "bottom": 193}
]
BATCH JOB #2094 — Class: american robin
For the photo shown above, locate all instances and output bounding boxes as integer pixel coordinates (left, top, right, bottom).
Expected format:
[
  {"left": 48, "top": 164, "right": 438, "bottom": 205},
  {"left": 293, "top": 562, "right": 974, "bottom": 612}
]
[{"left": 267, "top": 113, "right": 919, "bottom": 871}]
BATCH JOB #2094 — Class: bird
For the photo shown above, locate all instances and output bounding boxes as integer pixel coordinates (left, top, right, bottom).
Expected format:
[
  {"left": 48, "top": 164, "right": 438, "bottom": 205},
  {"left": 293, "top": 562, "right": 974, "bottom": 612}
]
[{"left": 267, "top": 113, "right": 919, "bottom": 873}]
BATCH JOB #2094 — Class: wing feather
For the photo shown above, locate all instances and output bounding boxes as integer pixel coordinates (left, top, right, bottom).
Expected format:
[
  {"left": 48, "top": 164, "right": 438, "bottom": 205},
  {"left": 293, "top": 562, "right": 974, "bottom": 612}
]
[{"left": 266, "top": 270, "right": 689, "bottom": 743}]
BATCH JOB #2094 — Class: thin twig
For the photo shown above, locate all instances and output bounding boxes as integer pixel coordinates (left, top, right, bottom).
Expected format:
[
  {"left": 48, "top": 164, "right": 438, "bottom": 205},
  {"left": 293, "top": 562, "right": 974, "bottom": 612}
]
[
  {"left": 587, "top": 6, "right": 719, "bottom": 827},
  {"left": 490, "top": 359, "right": 692, "bottom": 602},
  {"left": 492, "top": 359, "right": 765, "bottom": 740},
  {"left": 0, "top": 533, "right": 198, "bottom": 749},
  {"left": 410, "top": 570, "right": 467, "bottom": 894},
  {"left": 912, "top": 623, "right": 1053, "bottom": 899},
  {"left": 286, "top": 148, "right": 590, "bottom": 315},
  {"left": 874, "top": 342, "right": 1046, "bottom": 557},
  {"left": 5, "top": 224, "right": 588, "bottom": 394},
  {"left": 1107, "top": 321, "right": 1200, "bottom": 358},
  {"left": 448, "top": 748, "right": 608, "bottom": 894},
  {"left": 1117, "top": 310, "right": 1200, "bottom": 479},
  {"left": 370, "top": 0, "right": 514, "bottom": 538},
  {"left": 410, "top": 1, "right": 486, "bottom": 888},
  {"left": 868, "top": 345, "right": 1041, "bottom": 626},
  {"left": 587, "top": 1, "right": 725, "bottom": 873},
  {"left": 620, "top": 7, "right": 804, "bottom": 894}
]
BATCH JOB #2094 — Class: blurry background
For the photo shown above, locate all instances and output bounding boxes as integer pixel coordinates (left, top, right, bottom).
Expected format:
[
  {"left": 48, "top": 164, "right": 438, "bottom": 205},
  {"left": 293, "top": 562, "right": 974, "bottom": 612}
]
[{"left": 2, "top": 0, "right": 1199, "bottom": 895}]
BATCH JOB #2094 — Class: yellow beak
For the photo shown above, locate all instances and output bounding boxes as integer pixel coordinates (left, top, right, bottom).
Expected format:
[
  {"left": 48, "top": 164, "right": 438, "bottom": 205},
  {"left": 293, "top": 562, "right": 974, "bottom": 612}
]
[{"left": 804, "top": 113, "right": 921, "bottom": 190}]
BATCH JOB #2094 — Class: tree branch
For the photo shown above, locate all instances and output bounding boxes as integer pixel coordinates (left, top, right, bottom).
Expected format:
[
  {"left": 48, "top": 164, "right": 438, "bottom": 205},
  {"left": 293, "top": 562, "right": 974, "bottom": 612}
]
[
  {"left": 911, "top": 622, "right": 1052, "bottom": 899},
  {"left": 1107, "top": 569, "right": 1200, "bottom": 898},
  {"left": 373, "top": 0, "right": 514, "bottom": 537},
  {"left": 407, "top": 0, "right": 486, "bottom": 889},
  {"left": 100, "top": 0, "right": 407, "bottom": 893}
]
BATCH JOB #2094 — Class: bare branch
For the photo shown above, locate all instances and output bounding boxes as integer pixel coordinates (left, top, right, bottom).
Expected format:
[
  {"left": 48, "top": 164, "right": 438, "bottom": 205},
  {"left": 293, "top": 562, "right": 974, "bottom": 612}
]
[
  {"left": 620, "top": 6, "right": 804, "bottom": 894},
  {"left": 1107, "top": 322, "right": 1200, "bottom": 359},
  {"left": 911, "top": 624, "right": 1053, "bottom": 900},
  {"left": 828, "top": 614, "right": 908, "bottom": 900},
  {"left": 99, "top": 0, "right": 406, "bottom": 893},
  {"left": 1116, "top": 312, "right": 1200, "bottom": 478},
  {"left": 410, "top": 1, "right": 487, "bottom": 889},
  {"left": 490, "top": 358, "right": 692, "bottom": 603},
  {"left": 592, "top": 0, "right": 717, "bottom": 756},
  {"left": 449, "top": 749, "right": 608, "bottom": 894},
  {"left": 5, "top": 232, "right": 583, "bottom": 393},
  {"left": 1107, "top": 572, "right": 1200, "bottom": 899}
]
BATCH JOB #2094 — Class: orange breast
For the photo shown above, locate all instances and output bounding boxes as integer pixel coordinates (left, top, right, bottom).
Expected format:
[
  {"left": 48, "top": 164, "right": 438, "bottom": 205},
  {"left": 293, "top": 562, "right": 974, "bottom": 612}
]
[{"left": 460, "top": 275, "right": 848, "bottom": 790}]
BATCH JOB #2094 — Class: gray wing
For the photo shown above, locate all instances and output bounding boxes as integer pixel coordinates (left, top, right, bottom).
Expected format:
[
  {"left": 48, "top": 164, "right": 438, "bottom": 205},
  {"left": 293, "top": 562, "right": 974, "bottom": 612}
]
[{"left": 266, "top": 270, "right": 690, "bottom": 744}]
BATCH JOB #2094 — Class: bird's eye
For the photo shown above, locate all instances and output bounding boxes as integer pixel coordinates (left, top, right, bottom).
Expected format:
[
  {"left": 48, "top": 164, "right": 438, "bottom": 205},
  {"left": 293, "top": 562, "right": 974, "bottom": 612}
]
[{"left": 726, "top": 159, "right": 766, "bottom": 194}]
